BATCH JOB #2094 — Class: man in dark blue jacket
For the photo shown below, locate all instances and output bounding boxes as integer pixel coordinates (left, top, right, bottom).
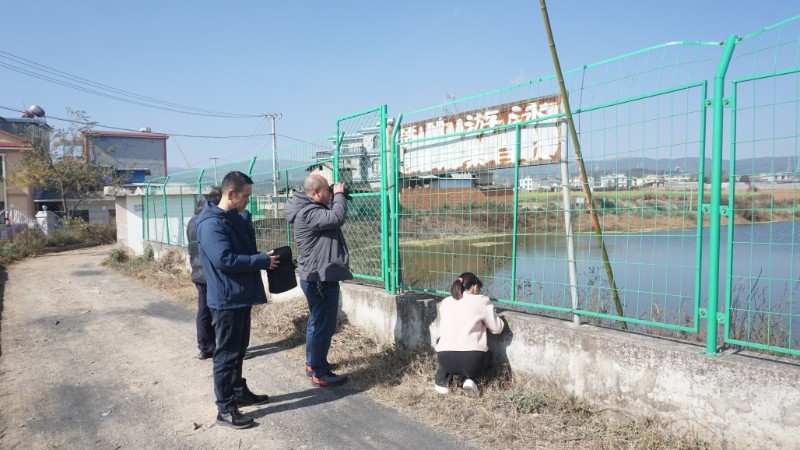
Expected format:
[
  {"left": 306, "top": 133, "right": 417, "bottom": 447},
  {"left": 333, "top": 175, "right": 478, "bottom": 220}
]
[
  {"left": 186, "top": 187, "right": 221, "bottom": 360},
  {"left": 196, "top": 171, "right": 278, "bottom": 429}
]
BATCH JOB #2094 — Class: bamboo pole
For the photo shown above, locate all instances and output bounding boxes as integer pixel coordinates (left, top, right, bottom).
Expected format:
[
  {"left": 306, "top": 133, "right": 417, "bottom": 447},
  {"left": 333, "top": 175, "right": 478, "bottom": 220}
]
[{"left": 539, "top": 0, "right": 627, "bottom": 329}]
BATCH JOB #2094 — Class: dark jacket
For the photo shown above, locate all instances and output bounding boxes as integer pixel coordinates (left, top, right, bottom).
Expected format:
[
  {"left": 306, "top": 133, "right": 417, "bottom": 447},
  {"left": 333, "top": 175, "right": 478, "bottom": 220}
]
[
  {"left": 186, "top": 195, "right": 208, "bottom": 284},
  {"left": 284, "top": 191, "right": 352, "bottom": 282},
  {"left": 196, "top": 203, "right": 271, "bottom": 309}
]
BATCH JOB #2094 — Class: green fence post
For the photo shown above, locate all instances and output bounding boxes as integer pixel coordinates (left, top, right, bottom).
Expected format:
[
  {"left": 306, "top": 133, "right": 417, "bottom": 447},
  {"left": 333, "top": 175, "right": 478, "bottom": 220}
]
[
  {"left": 161, "top": 177, "right": 171, "bottom": 245},
  {"left": 247, "top": 157, "right": 257, "bottom": 176},
  {"left": 284, "top": 169, "right": 291, "bottom": 246},
  {"left": 333, "top": 131, "right": 343, "bottom": 182},
  {"left": 510, "top": 125, "right": 522, "bottom": 303},
  {"left": 693, "top": 82, "right": 709, "bottom": 335},
  {"left": 144, "top": 180, "right": 152, "bottom": 241},
  {"left": 179, "top": 185, "right": 185, "bottom": 246},
  {"left": 247, "top": 156, "right": 257, "bottom": 213},
  {"left": 706, "top": 34, "right": 738, "bottom": 355},
  {"left": 377, "top": 105, "right": 390, "bottom": 292},
  {"left": 390, "top": 113, "right": 403, "bottom": 294},
  {"left": 197, "top": 169, "right": 205, "bottom": 194}
]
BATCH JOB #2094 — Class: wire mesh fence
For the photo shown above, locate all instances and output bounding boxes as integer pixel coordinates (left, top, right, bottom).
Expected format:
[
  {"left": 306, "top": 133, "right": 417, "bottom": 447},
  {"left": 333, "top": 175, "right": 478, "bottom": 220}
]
[
  {"left": 250, "top": 136, "right": 335, "bottom": 256},
  {"left": 140, "top": 16, "right": 800, "bottom": 356},
  {"left": 335, "top": 106, "right": 388, "bottom": 286},
  {"left": 722, "top": 18, "right": 800, "bottom": 354}
]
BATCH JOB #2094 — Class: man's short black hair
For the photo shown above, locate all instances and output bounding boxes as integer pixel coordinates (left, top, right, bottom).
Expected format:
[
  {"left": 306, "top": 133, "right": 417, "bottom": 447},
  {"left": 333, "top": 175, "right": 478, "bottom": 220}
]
[{"left": 220, "top": 171, "right": 254, "bottom": 193}]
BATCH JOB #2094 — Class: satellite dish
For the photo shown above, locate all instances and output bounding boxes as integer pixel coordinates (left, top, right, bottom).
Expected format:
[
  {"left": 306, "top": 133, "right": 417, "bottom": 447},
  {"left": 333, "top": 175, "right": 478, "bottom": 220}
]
[{"left": 28, "top": 105, "right": 45, "bottom": 117}]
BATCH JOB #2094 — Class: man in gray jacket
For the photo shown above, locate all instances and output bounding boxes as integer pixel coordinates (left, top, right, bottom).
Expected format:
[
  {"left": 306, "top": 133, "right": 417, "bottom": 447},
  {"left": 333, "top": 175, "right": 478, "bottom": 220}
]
[{"left": 284, "top": 174, "right": 352, "bottom": 387}]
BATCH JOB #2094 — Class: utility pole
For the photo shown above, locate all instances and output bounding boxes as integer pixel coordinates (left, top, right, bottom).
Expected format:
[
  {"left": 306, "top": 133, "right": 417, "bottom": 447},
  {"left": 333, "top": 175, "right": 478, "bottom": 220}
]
[
  {"left": 263, "top": 113, "right": 283, "bottom": 217},
  {"left": 210, "top": 157, "right": 219, "bottom": 184}
]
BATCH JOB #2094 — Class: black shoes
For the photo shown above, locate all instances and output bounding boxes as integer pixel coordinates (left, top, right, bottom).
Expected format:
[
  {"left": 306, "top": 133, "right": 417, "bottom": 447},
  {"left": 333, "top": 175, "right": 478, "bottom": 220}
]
[
  {"left": 235, "top": 389, "right": 270, "bottom": 407},
  {"left": 311, "top": 372, "right": 348, "bottom": 387},
  {"left": 216, "top": 409, "right": 254, "bottom": 429},
  {"left": 199, "top": 350, "right": 251, "bottom": 361}
]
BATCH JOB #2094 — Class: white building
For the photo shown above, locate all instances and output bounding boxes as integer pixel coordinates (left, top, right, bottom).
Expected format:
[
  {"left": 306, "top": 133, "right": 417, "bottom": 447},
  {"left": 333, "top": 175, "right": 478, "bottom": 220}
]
[{"left": 519, "top": 176, "right": 539, "bottom": 192}]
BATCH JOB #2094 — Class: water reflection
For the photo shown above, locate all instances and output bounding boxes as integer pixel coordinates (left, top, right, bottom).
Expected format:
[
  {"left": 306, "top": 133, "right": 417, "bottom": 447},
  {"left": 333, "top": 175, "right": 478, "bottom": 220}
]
[{"left": 399, "top": 221, "right": 799, "bottom": 323}]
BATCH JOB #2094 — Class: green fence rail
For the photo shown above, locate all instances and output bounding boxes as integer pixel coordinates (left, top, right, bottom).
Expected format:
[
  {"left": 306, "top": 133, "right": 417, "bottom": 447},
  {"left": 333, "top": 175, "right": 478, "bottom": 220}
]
[{"left": 142, "top": 16, "right": 800, "bottom": 357}]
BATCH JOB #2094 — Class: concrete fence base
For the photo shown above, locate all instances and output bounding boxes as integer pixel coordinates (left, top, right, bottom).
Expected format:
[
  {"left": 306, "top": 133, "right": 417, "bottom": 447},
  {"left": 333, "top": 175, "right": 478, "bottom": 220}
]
[{"left": 337, "top": 282, "right": 800, "bottom": 449}]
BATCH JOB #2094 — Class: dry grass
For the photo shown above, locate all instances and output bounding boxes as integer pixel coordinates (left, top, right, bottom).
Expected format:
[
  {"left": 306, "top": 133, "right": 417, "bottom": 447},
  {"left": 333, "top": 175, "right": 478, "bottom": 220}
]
[
  {"left": 106, "top": 248, "right": 711, "bottom": 450},
  {"left": 104, "top": 246, "right": 196, "bottom": 305},
  {"left": 253, "top": 299, "right": 710, "bottom": 450}
]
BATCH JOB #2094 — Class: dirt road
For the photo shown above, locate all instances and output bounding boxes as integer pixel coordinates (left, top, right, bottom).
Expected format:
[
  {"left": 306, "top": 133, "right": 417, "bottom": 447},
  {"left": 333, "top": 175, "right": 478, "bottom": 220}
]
[{"left": 0, "top": 246, "right": 469, "bottom": 449}]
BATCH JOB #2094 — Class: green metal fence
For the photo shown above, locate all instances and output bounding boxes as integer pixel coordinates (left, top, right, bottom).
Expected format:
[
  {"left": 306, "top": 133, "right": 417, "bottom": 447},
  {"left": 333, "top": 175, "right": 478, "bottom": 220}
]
[
  {"left": 392, "top": 44, "right": 716, "bottom": 336},
  {"left": 721, "top": 19, "right": 800, "bottom": 355},
  {"left": 143, "top": 16, "right": 800, "bottom": 357},
  {"left": 334, "top": 106, "right": 389, "bottom": 288}
]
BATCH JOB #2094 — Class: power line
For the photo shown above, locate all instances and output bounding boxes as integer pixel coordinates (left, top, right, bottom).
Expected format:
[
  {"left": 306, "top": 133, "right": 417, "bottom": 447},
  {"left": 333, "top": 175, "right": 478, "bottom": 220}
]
[
  {"left": 277, "top": 133, "right": 309, "bottom": 143},
  {"left": 0, "top": 50, "right": 261, "bottom": 118},
  {"left": 277, "top": 133, "right": 333, "bottom": 150},
  {"left": 236, "top": 120, "right": 270, "bottom": 156},
  {"left": 0, "top": 105, "right": 268, "bottom": 139}
]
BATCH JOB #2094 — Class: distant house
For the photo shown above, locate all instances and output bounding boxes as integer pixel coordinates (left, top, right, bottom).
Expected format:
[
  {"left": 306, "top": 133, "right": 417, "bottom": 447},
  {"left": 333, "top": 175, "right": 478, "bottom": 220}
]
[
  {"left": 0, "top": 117, "right": 52, "bottom": 219},
  {"left": 44, "top": 130, "right": 169, "bottom": 224},
  {"left": 600, "top": 173, "right": 631, "bottom": 190},
  {"left": 760, "top": 172, "right": 796, "bottom": 183},
  {"left": 636, "top": 174, "right": 664, "bottom": 188},
  {"left": 520, "top": 176, "right": 539, "bottom": 192},
  {"left": 32, "top": 129, "right": 170, "bottom": 223},
  {"left": 82, "top": 130, "right": 169, "bottom": 182},
  {"left": 569, "top": 176, "right": 595, "bottom": 190}
]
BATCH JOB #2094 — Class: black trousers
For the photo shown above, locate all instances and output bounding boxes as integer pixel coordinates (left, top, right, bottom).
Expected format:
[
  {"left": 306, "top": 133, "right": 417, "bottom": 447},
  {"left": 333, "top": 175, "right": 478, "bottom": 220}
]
[
  {"left": 195, "top": 283, "right": 215, "bottom": 354},
  {"left": 435, "top": 350, "right": 493, "bottom": 386},
  {"left": 210, "top": 306, "right": 252, "bottom": 413}
]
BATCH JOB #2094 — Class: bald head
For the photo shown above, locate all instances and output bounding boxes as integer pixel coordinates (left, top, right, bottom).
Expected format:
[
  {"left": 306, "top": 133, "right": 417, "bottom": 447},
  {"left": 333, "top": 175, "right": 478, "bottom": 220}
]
[{"left": 303, "top": 174, "right": 329, "bottom": 194}]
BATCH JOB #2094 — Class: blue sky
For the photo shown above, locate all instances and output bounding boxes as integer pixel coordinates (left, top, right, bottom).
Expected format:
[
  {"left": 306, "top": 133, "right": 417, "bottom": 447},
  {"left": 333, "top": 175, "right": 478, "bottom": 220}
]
[{"left": 2, "top": 1, "right": 798, "bottom": 171}]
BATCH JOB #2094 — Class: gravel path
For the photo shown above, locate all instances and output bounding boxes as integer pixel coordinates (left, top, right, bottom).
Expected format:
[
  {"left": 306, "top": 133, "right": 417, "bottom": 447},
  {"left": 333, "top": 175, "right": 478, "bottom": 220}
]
[{"left": 0, "top": 246, "right": 470, "bottom": 449}]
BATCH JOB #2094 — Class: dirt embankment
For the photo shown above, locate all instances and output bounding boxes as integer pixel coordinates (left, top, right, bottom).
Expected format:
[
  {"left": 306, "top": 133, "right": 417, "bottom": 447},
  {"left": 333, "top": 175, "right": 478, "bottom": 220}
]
[{"left": 397, "top": 187, "right": 797, "bottom": 238}]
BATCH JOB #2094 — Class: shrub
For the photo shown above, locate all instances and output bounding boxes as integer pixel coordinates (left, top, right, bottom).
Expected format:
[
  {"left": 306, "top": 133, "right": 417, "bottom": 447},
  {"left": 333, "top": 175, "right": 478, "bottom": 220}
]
[
  {"left": 55, "top": 220, "right": 116, "bottom": 246},
  {"left": 0, "top": 242, "right": 29, "bottom": 266},
  {"left": 43, "top": 230, "right": 82, "bottom": 247},
  {"left": 14, "top": 229, "right": 46, "bottom": 253},
  {"left": 0, "top": 220, "right": 116, "bottom": 266},
  {"left": 107, "top": 247, "right": 128, "bottom": 264}
]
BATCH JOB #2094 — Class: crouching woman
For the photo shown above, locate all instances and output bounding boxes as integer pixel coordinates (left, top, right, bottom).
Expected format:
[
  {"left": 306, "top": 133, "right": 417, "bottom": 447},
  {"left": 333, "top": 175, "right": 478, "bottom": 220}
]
[{"left": 434, "top": 272, "right": 505, "bottom": 397}]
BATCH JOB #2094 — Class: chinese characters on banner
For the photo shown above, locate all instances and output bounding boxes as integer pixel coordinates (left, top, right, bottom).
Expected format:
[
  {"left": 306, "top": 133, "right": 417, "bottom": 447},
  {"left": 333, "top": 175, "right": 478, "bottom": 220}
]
[{"left": 399, "top": 94, "right": 565, "bottom": 175}]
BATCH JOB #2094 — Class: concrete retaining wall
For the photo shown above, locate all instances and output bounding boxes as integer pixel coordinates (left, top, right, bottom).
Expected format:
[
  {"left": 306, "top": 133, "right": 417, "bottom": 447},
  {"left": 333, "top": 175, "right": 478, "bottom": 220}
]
[{"left": 338, "top": 282, "right": 800, "bottom": 449}]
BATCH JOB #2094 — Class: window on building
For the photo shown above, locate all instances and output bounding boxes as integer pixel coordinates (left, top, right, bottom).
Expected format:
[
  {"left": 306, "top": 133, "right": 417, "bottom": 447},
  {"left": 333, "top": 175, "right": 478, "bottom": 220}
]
[{"left": 71, "top": 210, "right": 89, "bottom": 222}]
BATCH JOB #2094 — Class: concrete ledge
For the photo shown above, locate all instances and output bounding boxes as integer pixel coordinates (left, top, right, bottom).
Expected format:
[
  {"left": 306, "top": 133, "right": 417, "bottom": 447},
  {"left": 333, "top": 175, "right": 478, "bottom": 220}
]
[{"left": 337, "top": 282, "right": 800, "bottom": 448}]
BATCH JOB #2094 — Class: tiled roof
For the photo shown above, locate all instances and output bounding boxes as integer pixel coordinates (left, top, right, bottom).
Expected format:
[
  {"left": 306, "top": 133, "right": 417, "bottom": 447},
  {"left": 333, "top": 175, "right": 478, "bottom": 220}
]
[
  {"left": 0, "top": 140, "right": 30, "bottom": 149},
  {"left": 0, "top": 130, "right": 33, "bottom": 149}
]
